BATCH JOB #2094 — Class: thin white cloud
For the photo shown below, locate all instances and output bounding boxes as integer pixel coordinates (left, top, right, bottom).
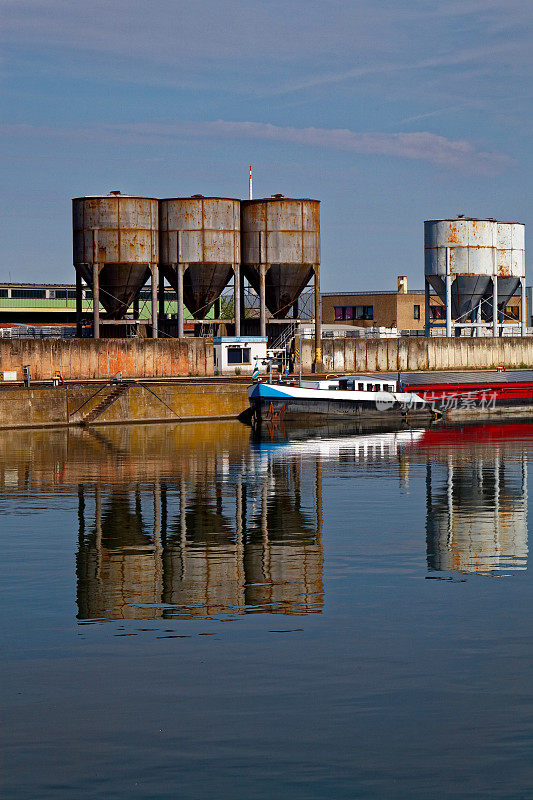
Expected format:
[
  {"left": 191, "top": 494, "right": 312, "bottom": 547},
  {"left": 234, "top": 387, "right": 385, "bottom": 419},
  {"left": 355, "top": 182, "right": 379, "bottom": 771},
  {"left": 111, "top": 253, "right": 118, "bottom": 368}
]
[{"left": 0, "top": 120, "right": 510, "bottom": 173}]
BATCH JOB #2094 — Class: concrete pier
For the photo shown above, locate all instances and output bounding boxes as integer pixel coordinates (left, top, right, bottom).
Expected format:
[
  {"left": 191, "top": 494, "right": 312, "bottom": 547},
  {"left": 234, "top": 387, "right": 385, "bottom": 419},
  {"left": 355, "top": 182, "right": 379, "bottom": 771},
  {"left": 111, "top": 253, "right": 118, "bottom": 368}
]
[{"left": 0, "top": 381, "right": 249, "bottom": 430}]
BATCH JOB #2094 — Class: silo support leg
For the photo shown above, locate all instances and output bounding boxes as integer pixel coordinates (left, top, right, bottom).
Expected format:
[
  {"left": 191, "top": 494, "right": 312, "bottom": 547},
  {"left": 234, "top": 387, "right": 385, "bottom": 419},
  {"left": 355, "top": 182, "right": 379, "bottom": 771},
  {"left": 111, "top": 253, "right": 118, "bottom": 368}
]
[
  {"left": 177, "top": 263, "right": 185, "bottom": 339},
  {"left": 151, "top": 263, "right": 158, "bottom": 339},
  {"left": 76, "top": 271, "right": 83, "bottom": 338},
  {"left": 259, "top": 264, "right": 267, "bottom": 338},
  {"left": 445, "top": 274, "right": 452, "bottom": 337},
  {"left": 158, "top": 270, "right": 165, "bottom": 327},
  {"left": 233, "top": 263, "right": 241, "bottom": 337},
  {"left": 424, "top": 279, "right": 431, "bottom": 337},
  {"left": 313, "top": 264, "right": 324, "bottom": 373},
  {"left": 492, "top": 275, "right": 498, "bottom": 337},
  {"left": 239, "top": 270, "right": 245, "bottom": 332},
  {"left": 92, "top": 263, "right": 100, "bottom": 339},
  {"left": 521, "top": 279, "right": 527, "bottom": 336},
  {"left": 214, "top": 298, "right": 220, "bottom": 337}
]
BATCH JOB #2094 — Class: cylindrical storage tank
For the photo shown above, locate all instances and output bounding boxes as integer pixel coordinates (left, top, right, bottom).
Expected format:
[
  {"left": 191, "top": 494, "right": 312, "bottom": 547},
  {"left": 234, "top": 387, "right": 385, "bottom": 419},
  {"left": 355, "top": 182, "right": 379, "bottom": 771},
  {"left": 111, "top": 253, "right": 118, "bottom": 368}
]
[
  {"left": 73, "top": 194, "right": 158, "bottom": 318},
  {"left": 241, "top": 197, "right": 320, "bottom": 317},
  {"left": 482, "top": 221, "right": 525, "bottom": 320},
  {"left": 424, "top": 218, "right": 525, "bottom": 320},
  {"left": 159, "top": 196, "right": 240, "bottom": 318}
]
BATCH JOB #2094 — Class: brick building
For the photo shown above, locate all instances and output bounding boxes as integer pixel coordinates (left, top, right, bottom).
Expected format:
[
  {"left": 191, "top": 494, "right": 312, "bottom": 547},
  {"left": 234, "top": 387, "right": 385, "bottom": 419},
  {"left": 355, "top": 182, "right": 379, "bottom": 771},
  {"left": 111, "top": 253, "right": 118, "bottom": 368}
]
[{"left": 322, "top": 277, "right": 521, "bottom": 331}]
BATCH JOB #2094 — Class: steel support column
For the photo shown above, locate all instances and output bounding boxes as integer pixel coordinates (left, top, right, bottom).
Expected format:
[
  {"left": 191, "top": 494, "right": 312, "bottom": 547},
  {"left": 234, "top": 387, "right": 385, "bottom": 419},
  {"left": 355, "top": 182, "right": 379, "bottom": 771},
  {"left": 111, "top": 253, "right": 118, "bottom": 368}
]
[
  {"left": 259, "top": 263, "right": 267, "bottom": 338},
  {"left": 76, "top": 271, "right": 83, "bottom": 338},
  {"left": 92, "top": 262, "right": 100, "bottom": 339},
  {"left": 158, "top": 270, "right": 165, "bottom": 327},
  {"left": 233, "top": 263, "right": 241, "bottom": 337},
  {"left": 492, "top": 275, "right": 498, "bottom": 337},
  {"left": 214, "top": 298, "right": 221, "bottom": 337},
  {"left": 424, "top": 279, "right": 431, "bottom": 337},
  {"left": 239, "top": 270, "right": 245, "bottom": 332},
  {"left": 177, "top": 263, "right": 185, "bottom": 339},
  {"left": 151, "top": 263, "right": 158, "bottom": 339},
  {"left": 445, "top": 273, "right": 452, "bottom": 338},
  {"left": 475, "top": 302, "right": 482, "bottom": 337},
  {"left": 313, "top": 264, "right": 324, "bottom": 372},
  {"left": 521, "top": 278, "right": 527, "bottom": 336}
]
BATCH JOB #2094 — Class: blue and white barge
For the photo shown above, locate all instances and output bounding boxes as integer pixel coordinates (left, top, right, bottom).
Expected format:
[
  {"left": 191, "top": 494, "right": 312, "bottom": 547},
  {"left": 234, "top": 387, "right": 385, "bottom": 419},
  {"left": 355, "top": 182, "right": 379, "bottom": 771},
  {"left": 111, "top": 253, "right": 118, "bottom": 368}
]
[{"left": 248, "top": 375, "right": 429, "bottom": 424}]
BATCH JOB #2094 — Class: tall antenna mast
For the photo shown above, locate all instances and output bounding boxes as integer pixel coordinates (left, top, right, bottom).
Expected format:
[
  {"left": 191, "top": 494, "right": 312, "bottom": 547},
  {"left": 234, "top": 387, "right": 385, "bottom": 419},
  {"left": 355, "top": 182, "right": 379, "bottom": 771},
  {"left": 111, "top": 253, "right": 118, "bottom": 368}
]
[{"left": 249, "top": 165, "right": 253, "bottom": 200}]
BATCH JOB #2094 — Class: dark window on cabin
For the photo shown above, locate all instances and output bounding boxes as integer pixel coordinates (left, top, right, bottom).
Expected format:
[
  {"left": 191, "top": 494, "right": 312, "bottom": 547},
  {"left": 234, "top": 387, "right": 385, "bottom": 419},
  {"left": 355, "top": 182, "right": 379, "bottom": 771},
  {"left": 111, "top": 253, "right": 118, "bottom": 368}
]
[
  {"left": 413, "top": 305, "right": 421, "bottom": 320},
  {"left": 227, "top": 347, "right": 251, "bottom": 365},
  {"left": 334, "top": 306, "right": 344, "bottom": 320},
  {"left": 0, "top": 290, "right": 8, "bottom": 299},
  {"left": 358, "top": 383, "right": 365, "bottom": 391},
  {"left": 345, "top": 306, "right": 354, "bottom": 320}
]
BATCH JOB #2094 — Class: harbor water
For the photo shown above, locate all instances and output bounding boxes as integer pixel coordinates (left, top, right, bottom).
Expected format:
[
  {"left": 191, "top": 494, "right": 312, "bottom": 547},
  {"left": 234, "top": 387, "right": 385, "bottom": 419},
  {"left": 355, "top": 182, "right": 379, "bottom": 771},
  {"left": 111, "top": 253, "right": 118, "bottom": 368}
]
[{"left": 2, "top": 419, "right": 533, "bottom": 798}]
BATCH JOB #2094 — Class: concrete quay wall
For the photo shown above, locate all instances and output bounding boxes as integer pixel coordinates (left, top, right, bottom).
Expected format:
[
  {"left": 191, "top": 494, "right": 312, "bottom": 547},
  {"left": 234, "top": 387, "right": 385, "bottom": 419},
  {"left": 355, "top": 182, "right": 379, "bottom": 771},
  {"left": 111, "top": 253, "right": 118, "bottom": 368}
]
[
  {"left": 2, "top": 337, "right": 533, "bottom": 383},
  {"left": 301, "top": 337, "right": 533, "bottom": 373},
  {"left": 0, "top": 382, "right": 249, "bottom": 429},
  {"left": 0, "top": 338, "right": 213, "bottom": 381}
]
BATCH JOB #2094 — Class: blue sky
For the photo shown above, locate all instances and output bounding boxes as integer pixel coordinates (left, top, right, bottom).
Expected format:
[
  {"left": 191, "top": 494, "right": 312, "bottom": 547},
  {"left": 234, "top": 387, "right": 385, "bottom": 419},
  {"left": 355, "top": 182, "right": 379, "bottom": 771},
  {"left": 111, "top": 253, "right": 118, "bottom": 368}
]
[{"left": 1, "top": 0, "right": 532, "bottom": 290}]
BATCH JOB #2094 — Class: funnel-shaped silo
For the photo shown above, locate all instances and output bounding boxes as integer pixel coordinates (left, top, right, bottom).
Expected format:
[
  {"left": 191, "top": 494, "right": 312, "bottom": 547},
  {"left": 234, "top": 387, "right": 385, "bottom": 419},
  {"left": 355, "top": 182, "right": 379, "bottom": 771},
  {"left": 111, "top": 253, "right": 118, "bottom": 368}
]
[
  {"left": 481, "top": 222, "right": 525, "bottom": 321},
  {"left": 424, "top": 217, "right": 526, "bottom": 335},
  {"left": 425, "top": 218, "right": 493, "bottom": 317},
  {"left": 241, "top": 197, "right": 320, "bottom": 318},
  {"left": 72, "top": 194, "right": 158, "bottom": 318},
  {"left": 426, "top": 275, "right": 491, "bottom": 319},
  {"left": 159, "top": 196, "right": 240, "bottom": 322}
]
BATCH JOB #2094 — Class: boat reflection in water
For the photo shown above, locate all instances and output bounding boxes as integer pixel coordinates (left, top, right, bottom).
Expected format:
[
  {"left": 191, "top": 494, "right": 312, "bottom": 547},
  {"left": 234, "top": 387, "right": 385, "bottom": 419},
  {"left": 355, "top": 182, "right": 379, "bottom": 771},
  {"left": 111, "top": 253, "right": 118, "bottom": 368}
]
[
  {"left": 416, "top": 425, "right": 529, "bottom": 574},
  {"left": 0, "top": 418, "right": 529, "bottom": 628},
  {"left": 75, "top": 424, "right": 324, "bottom": 621}
]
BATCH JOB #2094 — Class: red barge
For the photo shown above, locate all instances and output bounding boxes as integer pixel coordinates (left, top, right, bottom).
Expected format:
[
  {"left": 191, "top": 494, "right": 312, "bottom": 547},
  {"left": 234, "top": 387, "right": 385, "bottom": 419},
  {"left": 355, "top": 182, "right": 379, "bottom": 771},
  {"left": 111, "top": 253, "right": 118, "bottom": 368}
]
[{"left": 403, "top": 371, "right": 533, "bottom": 420}]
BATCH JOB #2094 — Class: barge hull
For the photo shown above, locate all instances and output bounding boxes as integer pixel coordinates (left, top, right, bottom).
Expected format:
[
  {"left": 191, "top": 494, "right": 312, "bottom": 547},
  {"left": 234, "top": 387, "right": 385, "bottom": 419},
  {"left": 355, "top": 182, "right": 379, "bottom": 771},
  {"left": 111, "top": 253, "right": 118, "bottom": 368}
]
[{"left": 250, "top": 396, "right": 431, "bottom": 424}]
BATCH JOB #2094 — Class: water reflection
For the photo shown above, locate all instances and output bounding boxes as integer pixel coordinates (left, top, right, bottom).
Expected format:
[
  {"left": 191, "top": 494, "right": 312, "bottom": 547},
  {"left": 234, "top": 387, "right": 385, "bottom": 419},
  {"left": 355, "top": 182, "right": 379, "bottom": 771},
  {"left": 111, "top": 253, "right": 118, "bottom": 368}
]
[
  {"left": 416, "top": 426, "right": 529, "bottom": 574},
  {"left": 72, "top": 425, "right": 324, "bottom": 620},
  {"left": 0, "top": 420, "right": 530, "bottom": 627}
]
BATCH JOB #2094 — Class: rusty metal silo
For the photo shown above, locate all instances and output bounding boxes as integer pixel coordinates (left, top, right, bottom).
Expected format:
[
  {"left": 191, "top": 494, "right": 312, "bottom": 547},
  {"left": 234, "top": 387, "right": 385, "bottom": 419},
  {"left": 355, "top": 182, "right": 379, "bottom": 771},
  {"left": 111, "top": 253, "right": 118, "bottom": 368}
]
[
  {"left": 481, "top": 222, "right": 525, "bottom": 323},
  {"left": 159, "top": 196, "right": 241, "bottom": 336},
  {"left": 72, "top": 193, "right": 159, "bottom": 337},
  {"left": 424, "top": 217, "right": 526, "bottom": 337},
  {"left": 241, "top": 196, "right": 322, "bottom": 368}
]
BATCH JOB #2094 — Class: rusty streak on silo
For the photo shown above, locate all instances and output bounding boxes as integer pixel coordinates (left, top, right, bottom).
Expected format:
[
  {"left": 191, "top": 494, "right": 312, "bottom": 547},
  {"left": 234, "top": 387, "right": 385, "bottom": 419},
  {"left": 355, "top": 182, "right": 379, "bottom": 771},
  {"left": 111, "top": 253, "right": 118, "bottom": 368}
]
[
  {"left": 72, "top": 193, "right": 159, "bottom": 338},
  {"left": 159, "top": 196, "right": 241, "bottom": 337},
  {"left": 424, "top": 217, "right": 526, "bottom": 337},
  {"left": 241, "top": 196, "right": 322, "bottom": 370}
]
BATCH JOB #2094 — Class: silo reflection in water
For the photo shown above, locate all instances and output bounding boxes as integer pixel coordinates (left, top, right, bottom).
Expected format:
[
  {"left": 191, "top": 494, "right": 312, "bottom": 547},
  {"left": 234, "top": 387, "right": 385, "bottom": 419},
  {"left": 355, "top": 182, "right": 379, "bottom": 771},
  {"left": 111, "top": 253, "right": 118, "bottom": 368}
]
[
  {"left": 423, "top": 432, "right": 528, "bottom": 574},
  {"left": 76, "top": 487, "right": 163, "bottom": 620},
  {"left": 76, "top": 434, "right": 324, "bottom": 620}
]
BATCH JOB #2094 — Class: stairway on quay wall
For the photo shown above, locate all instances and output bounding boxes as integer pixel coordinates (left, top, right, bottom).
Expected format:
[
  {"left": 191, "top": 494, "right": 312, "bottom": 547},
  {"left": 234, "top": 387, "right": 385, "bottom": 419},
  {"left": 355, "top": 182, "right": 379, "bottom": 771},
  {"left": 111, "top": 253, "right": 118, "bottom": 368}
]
[{"left": 0, "top": 382, "right": 250, "bottom": 429}]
